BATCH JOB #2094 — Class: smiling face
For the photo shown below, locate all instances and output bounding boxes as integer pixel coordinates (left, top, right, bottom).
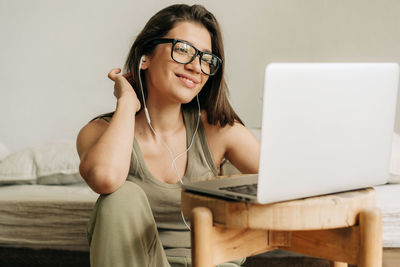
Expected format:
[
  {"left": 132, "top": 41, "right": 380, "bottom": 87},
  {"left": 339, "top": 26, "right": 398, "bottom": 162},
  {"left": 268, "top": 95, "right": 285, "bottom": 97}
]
[{"left": 142, "top": 21, "right": 211, "bottom": 105}]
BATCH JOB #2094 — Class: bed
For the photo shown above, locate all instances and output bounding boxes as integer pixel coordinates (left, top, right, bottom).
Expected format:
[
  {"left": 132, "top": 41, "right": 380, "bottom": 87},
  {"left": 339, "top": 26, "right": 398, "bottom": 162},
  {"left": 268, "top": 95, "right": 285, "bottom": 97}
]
[
  {"left": 0, "top": 133, "right": 399, "bottom": 266},
  {"left": 0, "top": 141, "right": 96, "bottom": 253}
]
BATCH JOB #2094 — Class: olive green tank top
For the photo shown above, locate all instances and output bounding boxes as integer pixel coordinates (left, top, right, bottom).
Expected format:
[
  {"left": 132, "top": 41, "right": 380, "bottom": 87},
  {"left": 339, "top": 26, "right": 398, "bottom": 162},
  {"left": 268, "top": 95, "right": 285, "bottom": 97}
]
[{"left": 100, "top": 107, "right": 219, "bottom": 257}]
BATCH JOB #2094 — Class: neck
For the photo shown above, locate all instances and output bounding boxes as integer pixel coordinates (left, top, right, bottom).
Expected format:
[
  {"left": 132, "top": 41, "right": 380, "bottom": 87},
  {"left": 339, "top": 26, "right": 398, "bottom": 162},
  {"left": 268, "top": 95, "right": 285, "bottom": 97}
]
[{"left": 137, "top": 99, "right": 184, "bottom": 138}]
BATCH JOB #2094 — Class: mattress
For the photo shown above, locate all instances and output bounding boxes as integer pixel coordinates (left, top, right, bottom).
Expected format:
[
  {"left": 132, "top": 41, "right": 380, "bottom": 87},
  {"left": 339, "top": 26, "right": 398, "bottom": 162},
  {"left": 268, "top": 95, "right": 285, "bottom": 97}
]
[
  {"left": 0, "top": 183, "right": 398, "bottom": 252},
  {"left": 0, "top": 183, "right": 98, "bottom": 251}
]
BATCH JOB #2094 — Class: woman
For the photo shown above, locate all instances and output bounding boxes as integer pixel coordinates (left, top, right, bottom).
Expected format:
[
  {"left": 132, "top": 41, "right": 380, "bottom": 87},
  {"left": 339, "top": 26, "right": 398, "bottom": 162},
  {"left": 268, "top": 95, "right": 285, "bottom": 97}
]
[{"left": 77, "top": 4, "right": 259, "bottom": 267}]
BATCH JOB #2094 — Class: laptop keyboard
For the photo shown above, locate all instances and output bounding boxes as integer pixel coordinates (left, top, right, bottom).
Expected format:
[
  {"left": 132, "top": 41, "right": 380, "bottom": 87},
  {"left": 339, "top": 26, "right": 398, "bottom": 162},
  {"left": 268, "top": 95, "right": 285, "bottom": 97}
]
[{"left": 220, "top": 183, "right": 258, "bottom": 196}]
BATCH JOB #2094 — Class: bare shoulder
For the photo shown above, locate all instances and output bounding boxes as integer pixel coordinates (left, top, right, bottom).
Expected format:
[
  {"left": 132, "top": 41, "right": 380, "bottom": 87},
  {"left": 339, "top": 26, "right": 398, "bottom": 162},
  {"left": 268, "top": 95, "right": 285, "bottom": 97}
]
[
  {"left": 200, "top": 111, "right": 227, "bottom": 143},
  {"left": 201, "top": 111, "right": 260, "bottom": 173},
  {"left": 76, "top": 119, "right": 109, "bottom": 159}
]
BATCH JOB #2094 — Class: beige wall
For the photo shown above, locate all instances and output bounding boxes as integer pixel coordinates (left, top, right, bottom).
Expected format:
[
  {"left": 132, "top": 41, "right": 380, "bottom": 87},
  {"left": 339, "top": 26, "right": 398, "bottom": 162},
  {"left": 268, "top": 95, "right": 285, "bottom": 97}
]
[
  {"left": 0, "top": 0, "right": 399, "bottom": 151},
  {"left": 217, "top": 0, "right": 400, "bottom": 131}
]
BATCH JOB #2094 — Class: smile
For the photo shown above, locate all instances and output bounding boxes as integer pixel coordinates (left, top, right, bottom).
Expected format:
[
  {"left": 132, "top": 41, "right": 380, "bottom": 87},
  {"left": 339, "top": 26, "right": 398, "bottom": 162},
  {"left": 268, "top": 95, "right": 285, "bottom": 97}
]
[{"left": 175, "top": 74, "right": 199, "bottom": 86}]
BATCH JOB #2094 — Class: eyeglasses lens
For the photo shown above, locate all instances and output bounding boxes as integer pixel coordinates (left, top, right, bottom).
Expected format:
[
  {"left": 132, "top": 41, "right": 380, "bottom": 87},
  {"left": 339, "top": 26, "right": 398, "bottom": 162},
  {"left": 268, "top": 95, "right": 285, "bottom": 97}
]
[
  {"left": 172, "top": 41, "right": 219, "bottom": 75},
  {"left": 173, "top": 42, "right": 195, "bottom": 62}
]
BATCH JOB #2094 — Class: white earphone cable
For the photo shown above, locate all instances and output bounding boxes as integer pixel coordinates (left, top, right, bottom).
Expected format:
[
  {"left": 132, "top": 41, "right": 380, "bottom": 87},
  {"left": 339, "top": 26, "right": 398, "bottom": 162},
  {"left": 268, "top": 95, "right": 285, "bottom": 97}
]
[
  {"left": 170, "top": 95, "right": 201, "bottom": 174},
  {"left": 138, "top": 55, "right": 199, "bottom": 230}
]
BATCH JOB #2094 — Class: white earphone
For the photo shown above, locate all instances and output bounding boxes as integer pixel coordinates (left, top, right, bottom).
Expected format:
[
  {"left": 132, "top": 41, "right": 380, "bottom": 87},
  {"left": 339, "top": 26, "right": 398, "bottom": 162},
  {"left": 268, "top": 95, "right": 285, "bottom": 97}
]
[{"left": 138, "top": 55, "right": 152, "bottom": 124}]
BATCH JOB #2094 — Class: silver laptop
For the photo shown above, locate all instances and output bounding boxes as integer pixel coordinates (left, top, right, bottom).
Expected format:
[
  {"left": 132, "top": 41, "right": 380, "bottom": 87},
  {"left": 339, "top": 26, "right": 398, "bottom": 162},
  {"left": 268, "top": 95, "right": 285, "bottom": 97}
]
[{"left": 182, "top": 63, "right": 399, "bottom": 204}]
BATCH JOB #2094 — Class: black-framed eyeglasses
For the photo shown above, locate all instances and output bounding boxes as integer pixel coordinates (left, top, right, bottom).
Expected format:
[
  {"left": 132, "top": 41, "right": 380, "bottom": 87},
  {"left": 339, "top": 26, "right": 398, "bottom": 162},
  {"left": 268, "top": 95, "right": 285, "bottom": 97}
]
[{"left": 152, "top": 38, "right": 222, "bottom": 76}]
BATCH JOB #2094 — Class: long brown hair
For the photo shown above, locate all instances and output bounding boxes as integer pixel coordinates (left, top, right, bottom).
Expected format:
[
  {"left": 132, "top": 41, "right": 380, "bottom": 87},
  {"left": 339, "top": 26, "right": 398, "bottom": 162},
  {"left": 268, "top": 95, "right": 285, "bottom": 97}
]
[{"left": 124, "top": 4, "right": 242, "bottom": 126}]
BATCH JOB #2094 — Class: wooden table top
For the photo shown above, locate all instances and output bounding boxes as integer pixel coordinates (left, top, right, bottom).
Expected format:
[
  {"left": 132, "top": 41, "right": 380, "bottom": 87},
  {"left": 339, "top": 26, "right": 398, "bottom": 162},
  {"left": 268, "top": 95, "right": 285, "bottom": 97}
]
[{"left": 181, "top": 187, "right": 376, "bottom": 231}]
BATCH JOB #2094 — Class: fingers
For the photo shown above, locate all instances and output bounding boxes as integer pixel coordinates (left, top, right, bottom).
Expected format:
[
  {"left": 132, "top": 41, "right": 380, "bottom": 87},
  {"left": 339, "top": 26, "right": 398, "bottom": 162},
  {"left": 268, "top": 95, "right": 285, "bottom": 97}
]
[
  {"left": 122, "top": 72, "right": 132, "bottom": 79},
  {"left": 108, "top": 68, "right": 122, "bottom": 81}
]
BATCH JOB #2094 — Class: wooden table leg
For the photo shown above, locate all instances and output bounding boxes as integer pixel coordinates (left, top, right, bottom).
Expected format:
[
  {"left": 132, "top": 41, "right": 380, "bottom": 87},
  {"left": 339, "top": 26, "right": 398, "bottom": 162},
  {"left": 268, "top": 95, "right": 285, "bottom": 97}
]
[
  {"left": 191, "top": 207, "right": 214, "bottom": 267},
  {"left": 359, "top": 208, "right": 382, "bottom": 267}
]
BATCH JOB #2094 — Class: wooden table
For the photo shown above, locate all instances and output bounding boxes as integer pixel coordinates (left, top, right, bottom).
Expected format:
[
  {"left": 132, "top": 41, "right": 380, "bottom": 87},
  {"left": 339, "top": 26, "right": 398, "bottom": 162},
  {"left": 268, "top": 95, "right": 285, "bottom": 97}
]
[{"left": 181, "top": 186, "right": 382, "bottom": 267}]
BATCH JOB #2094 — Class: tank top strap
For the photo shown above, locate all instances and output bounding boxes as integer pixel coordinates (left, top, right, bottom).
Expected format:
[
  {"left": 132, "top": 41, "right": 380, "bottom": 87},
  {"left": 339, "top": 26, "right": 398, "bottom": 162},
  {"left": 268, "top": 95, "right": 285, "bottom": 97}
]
[
  {"left": 182, "top": 108, "right": 219, "bottom": 182},
  {"left": 182, "top": 107, "right": 197, "bottom": 145},
  {"left": 90, "top": 112, "right": 114, "bottom": 123}
]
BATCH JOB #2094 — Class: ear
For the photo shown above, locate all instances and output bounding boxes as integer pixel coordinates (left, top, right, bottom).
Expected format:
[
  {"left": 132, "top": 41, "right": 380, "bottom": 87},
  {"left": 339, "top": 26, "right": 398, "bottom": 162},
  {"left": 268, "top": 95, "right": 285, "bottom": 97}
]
[{"left": 140, "top": 55, "right": 150, "bottom": 70}]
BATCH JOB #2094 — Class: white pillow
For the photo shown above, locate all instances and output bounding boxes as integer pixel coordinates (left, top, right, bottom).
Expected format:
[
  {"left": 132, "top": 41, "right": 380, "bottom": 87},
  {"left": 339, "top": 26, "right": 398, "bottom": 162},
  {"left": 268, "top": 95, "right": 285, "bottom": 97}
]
[
  {"left": 0, "top": 146, "right": 36, "bottom": 184},
  {"left": 0, "top": 140, "right": 83, "bottom": 185},
  {"left": 35, "top": 140, "right": 83, "bottom": 185},
  {"left": 389, "top": 132, "right": 400, "bottom": 184}
]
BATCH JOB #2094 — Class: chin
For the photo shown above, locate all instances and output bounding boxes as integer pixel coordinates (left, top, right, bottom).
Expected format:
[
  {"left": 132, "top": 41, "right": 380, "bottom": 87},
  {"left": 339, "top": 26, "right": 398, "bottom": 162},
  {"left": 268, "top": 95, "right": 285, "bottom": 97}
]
[
  {"left": 179, "top": 95, "right": 196, "bottom": 105},
  {"left": 175, "top": 88, "right": 201, "bottom": 104}
]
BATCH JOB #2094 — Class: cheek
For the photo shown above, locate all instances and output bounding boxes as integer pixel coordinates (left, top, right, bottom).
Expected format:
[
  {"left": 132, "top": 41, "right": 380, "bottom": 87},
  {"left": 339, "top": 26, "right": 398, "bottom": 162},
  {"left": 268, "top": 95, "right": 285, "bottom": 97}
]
[
  {"left": 200, "top": 76, "right": 209, "bottom": 88},
  {"left": 151, "top": 63, "right": 171, "bottom": 82}
]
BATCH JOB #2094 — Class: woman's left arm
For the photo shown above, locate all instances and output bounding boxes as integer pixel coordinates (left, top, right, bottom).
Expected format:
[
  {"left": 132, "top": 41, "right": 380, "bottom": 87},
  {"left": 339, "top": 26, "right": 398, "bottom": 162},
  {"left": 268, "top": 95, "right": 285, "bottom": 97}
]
[{"left": 223, "top": 123, "right": 260, "bottom": 174}]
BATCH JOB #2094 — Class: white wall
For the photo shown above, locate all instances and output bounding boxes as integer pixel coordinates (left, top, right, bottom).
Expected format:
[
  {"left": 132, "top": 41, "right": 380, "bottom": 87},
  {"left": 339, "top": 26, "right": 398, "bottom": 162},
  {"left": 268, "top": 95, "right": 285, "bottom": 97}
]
[{"left": 1, "top": 0, "right": 399, "bottom": 152}]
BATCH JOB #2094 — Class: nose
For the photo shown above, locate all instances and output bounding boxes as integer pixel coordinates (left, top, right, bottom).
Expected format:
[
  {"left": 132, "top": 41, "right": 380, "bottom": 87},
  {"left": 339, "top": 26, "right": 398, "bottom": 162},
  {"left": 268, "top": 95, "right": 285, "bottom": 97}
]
[{"left": 184, "top": 55, "right": 202, "bottom": 74}]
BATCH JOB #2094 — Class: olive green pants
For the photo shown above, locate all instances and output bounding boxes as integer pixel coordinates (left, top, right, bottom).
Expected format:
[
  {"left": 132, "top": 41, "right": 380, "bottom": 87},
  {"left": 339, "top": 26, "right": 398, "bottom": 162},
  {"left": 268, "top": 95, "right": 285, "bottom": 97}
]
[{"left": 87, "top": 181, "right": 245, "bottom": 267}]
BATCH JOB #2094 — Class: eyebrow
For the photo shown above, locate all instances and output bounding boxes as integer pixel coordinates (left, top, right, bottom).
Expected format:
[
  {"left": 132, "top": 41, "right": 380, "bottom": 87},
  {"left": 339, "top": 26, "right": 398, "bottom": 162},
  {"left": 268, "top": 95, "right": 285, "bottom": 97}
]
[{"left": 182, "top": 39, "right": 212, "bottom": 53}]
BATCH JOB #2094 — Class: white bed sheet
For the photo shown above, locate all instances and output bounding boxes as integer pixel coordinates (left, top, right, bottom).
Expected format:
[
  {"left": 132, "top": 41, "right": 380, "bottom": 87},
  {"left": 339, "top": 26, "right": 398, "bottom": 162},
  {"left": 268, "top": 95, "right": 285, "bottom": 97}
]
[
  {"left": 0, "top": 183, "right": 398, "bottom": 251},
  {"left": 0, "top": 183, "right": 98, "bottom": 251}
]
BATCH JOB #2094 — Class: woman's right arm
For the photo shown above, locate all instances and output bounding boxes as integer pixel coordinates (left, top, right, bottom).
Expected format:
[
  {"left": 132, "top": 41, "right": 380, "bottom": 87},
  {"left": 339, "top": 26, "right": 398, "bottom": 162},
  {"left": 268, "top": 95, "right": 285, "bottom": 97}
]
[{"left": 76, "top": 69, "right": 140, "bottom": 194}]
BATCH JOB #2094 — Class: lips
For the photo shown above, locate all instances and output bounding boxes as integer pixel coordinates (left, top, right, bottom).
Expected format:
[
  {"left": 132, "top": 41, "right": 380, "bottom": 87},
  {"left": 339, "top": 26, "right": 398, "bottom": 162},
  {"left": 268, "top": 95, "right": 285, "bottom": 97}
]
[{"left": 175, "top": 73, "right": 199, "bottom": 88}]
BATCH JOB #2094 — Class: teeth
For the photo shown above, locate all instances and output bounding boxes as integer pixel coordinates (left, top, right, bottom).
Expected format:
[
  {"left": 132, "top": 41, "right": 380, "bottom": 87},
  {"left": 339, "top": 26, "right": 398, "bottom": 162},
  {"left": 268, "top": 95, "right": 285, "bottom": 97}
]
[{"left": 181, "top": 76, "right": 194, "bottom": 84}]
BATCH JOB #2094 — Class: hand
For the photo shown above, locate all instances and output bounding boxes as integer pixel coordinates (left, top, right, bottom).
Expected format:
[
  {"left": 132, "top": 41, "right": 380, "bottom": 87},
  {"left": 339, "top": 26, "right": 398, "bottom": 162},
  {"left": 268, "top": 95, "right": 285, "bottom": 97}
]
[{"left": 108, "top": 68, "right": 141, "bottom": 112}]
